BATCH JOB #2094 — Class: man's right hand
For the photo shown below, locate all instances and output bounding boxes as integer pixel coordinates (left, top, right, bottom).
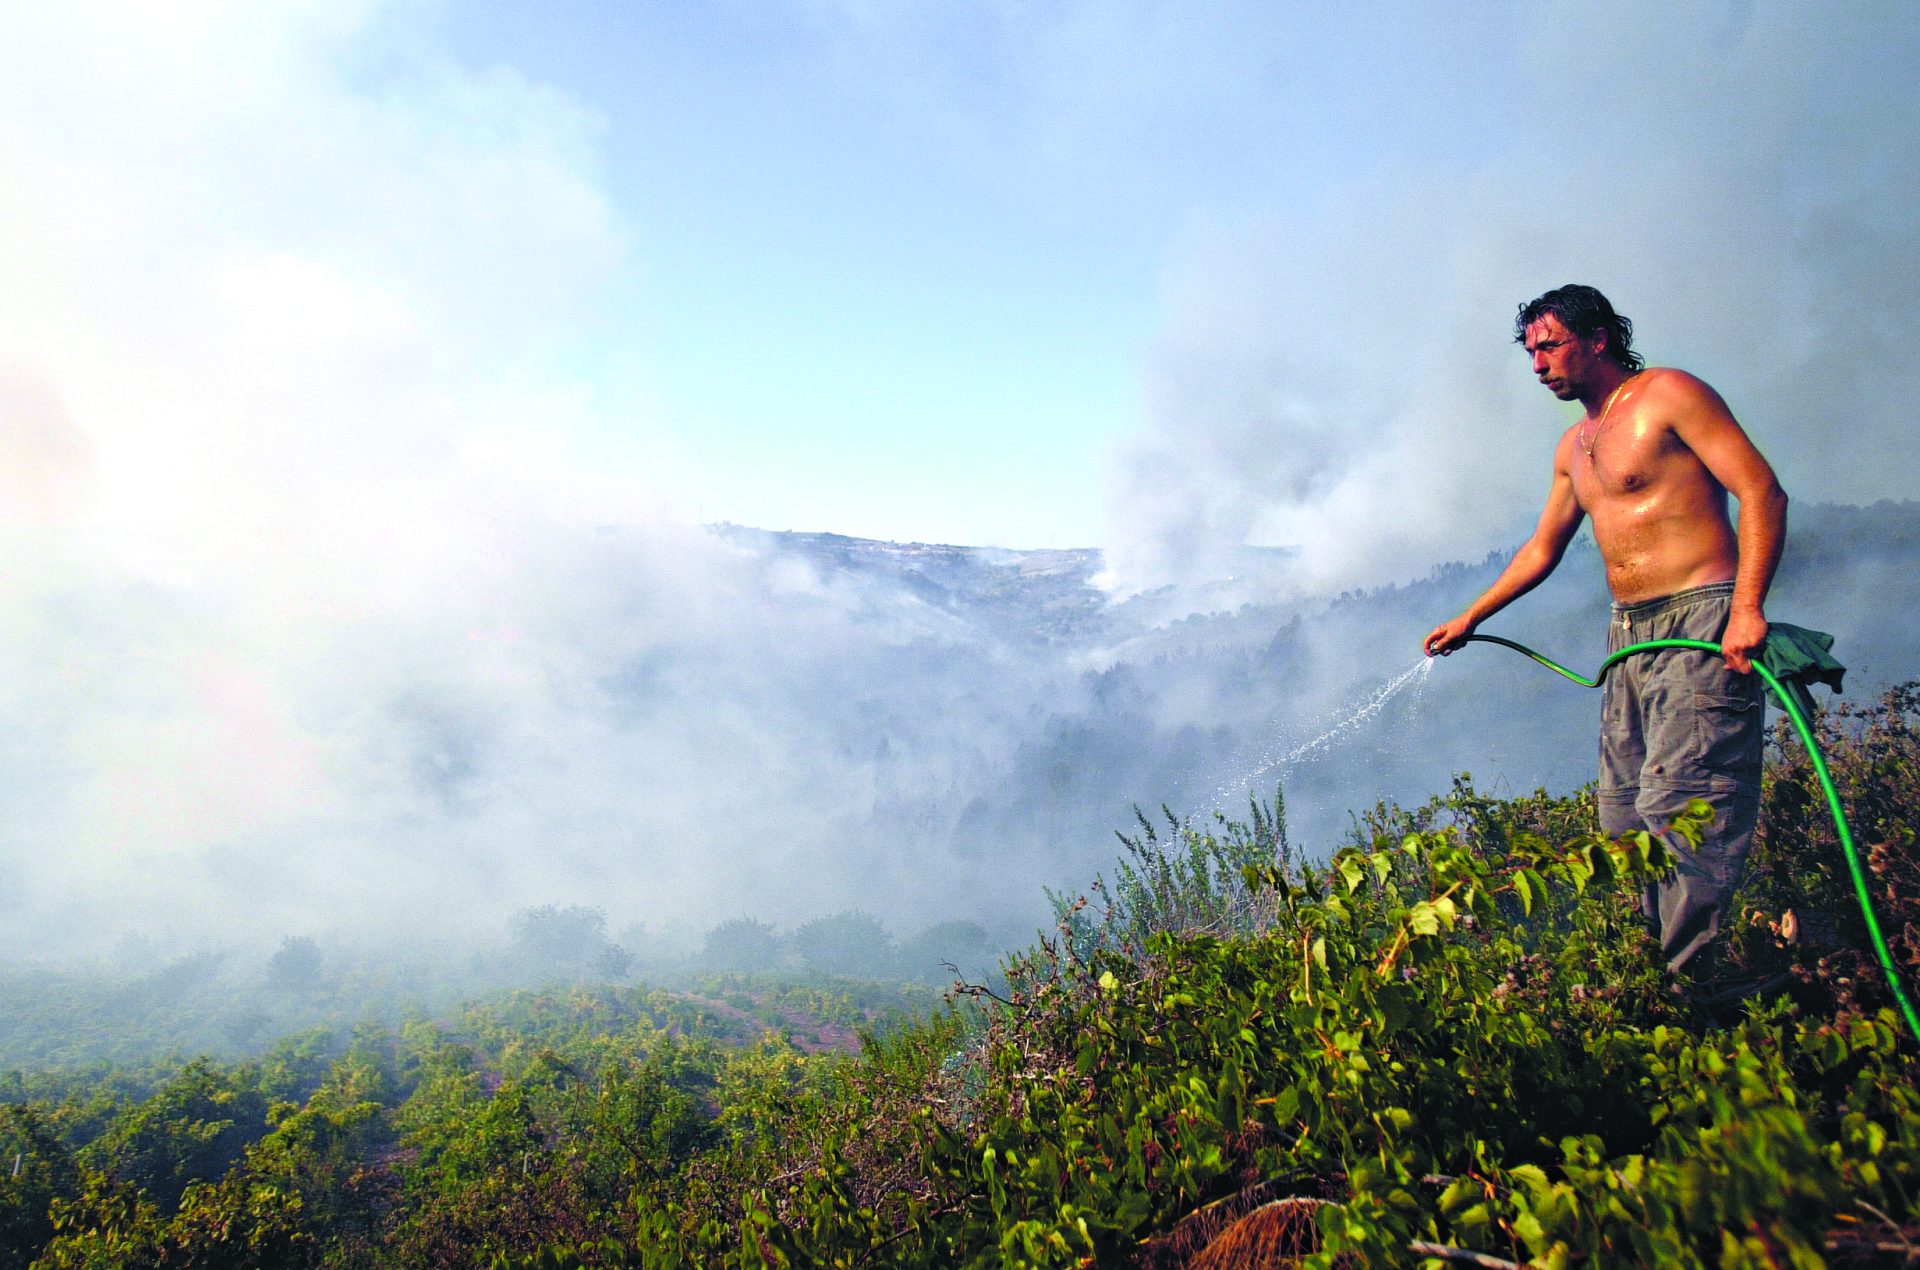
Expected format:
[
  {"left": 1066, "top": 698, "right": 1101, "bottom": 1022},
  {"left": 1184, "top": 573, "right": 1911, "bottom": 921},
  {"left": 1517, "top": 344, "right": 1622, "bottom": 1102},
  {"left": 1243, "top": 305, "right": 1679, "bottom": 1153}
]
[{"left": 1424, "top": 615, "right": 1476, "bottom": 657}]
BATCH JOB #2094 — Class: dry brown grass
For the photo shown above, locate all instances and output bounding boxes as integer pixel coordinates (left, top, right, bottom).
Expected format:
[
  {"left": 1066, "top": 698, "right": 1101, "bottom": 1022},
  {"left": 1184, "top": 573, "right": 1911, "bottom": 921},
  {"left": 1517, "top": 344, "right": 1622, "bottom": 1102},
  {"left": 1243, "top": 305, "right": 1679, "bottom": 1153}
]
[{"left": 1136, "top": 1183, "right": 1340, "bottom": 1269}]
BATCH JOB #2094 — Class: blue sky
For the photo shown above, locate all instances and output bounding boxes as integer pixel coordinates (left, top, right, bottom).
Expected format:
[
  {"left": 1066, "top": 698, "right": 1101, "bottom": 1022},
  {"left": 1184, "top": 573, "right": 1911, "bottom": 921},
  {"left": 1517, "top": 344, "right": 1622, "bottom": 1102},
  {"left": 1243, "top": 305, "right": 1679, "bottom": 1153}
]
[
  {"left": 425, "top": 2, "right": 1213, "bottom": 548},
  {"left": 387, "top": 2, "right": 1526, "bottom": 548}
]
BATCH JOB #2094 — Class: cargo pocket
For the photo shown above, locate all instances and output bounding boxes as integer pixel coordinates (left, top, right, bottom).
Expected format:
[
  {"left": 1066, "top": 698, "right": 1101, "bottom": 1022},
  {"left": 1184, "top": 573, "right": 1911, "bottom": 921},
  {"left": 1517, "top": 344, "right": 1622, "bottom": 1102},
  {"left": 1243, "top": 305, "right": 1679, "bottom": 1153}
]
[{"left": 1692, "top": 690, "right": 1763, "bottom": 786}]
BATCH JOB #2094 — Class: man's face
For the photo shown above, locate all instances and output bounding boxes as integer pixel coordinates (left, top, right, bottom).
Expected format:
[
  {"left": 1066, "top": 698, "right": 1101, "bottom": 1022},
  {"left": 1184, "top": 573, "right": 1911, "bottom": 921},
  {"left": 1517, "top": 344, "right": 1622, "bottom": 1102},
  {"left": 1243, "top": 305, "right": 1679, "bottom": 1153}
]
[{"left": 1522, "top": 314, "right": 1606, "bottom": 401}]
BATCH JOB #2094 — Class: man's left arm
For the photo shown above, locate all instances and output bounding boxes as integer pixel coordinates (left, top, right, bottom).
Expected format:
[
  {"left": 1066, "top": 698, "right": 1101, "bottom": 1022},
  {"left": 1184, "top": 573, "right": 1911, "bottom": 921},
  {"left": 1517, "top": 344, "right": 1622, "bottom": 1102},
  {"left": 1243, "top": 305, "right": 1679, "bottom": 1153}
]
[{"left": 1667, "top": 372, "right": 1789, "bottom": 673}]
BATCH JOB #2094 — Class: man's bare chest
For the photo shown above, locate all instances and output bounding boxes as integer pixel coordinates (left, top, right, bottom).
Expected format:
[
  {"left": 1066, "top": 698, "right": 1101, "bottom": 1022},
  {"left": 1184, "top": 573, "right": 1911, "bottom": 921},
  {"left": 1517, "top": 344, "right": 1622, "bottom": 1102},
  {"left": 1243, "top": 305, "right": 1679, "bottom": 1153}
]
[{"left": 1571, "top": 420, "right": 1689, "bottom": 509}]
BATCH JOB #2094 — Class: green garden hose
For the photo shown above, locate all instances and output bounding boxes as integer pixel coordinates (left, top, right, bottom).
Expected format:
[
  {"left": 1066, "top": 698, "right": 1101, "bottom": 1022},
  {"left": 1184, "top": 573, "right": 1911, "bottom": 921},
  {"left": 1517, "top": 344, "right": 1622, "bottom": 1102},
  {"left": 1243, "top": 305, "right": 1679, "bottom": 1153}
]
[{"left": 1461, "top": 632, "right": 1920, "bottom": 1044}]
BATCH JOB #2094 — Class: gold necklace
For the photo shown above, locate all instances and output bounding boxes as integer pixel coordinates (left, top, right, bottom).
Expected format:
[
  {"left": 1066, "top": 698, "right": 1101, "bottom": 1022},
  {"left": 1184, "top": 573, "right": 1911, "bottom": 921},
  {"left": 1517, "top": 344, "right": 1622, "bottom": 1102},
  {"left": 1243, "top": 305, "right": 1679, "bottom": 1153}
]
[{"left": 1579, "top": 373, "right": 1637, "bottom": 459}]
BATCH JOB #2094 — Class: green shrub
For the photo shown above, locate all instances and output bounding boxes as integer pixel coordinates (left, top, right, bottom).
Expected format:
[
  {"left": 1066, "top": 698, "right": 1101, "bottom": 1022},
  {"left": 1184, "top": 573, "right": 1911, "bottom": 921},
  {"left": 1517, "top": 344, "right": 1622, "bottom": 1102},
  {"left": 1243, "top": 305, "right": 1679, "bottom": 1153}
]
[{"left": 16, "top": 695, "right": 1920, "bottom": 1268}]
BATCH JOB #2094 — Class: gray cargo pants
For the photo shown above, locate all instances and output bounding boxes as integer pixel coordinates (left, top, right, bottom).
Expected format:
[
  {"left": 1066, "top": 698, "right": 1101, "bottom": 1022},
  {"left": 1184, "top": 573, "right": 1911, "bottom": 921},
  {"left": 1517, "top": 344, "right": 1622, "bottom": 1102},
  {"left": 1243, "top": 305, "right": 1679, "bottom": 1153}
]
[{"left": 1596, "top": 581, "right": 1764, "bottom": 975}]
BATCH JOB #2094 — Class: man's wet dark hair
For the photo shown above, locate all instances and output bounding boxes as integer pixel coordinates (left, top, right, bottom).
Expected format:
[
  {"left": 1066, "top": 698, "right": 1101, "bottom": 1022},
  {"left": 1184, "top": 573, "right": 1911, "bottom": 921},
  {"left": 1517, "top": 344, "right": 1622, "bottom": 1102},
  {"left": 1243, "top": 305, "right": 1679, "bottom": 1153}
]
[{"left": 1514, "top": 284, "right": 1645, "bottom": 372}]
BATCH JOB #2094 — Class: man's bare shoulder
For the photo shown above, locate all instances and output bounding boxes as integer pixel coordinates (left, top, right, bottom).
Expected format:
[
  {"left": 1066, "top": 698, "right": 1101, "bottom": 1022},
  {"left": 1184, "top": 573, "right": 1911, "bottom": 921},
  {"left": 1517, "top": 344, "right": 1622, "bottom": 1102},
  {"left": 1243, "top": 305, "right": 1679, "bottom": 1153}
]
[{"left": 1634, "top": 366, "right": 1733, "bottom": 418}]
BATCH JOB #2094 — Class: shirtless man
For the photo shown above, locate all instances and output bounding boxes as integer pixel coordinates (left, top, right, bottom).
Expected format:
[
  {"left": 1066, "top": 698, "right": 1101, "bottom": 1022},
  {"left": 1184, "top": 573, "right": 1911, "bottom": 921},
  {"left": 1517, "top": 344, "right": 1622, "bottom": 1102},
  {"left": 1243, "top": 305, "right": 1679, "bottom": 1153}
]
[{"left": 1423, "top": 284, "right": 1788, "bottom": 979}]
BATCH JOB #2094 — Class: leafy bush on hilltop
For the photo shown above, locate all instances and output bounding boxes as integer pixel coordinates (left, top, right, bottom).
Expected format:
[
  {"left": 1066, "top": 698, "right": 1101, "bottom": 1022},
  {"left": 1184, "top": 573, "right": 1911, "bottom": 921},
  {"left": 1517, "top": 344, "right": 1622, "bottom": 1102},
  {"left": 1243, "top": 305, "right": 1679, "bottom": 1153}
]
[
  {"left": 521, "top": 687, "right": 1920, "bottom": 1268},
  {"left": 1730, "top": 683, "right": 1920, "bottom": 1022},
  {"left": 1052, "top": 789, "right": 1295, "bottom": 966}
]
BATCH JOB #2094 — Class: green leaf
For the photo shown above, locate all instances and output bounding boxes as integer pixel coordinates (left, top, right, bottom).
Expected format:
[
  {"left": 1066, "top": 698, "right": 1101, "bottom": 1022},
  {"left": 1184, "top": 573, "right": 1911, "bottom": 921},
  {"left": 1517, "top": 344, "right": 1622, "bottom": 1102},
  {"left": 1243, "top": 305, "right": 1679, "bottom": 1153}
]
[{"left": 1509, "top": 1164, "right": 1550, "bottom": 1195}]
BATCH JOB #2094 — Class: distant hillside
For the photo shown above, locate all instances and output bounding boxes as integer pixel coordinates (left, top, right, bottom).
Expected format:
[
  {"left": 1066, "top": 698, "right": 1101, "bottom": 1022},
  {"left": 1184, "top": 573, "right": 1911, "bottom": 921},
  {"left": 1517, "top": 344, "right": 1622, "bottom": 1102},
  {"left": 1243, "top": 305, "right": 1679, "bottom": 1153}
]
[
  {"left": 710, "top": 501, "right": 1920, "bottom": 907},
  {"left": 708, "top": 524, "right": 1301, "bottom": 648}
]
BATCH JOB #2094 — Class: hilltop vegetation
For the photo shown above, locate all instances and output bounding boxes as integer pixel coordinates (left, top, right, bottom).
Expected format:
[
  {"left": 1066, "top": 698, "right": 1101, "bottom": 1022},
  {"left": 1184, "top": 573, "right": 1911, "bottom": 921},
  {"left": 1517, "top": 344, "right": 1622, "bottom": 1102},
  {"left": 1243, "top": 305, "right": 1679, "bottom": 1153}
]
[{"left": 5, "top": 684, "right": 1919, "bottom": 1266}]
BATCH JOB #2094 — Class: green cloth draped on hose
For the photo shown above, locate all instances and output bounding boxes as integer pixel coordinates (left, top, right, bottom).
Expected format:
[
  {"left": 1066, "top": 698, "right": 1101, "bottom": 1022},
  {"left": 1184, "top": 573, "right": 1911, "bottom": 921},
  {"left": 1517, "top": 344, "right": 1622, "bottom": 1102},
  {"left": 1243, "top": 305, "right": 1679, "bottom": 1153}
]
[{"left": 1759, "top": 622, "right": 1846, "bottom": 718}]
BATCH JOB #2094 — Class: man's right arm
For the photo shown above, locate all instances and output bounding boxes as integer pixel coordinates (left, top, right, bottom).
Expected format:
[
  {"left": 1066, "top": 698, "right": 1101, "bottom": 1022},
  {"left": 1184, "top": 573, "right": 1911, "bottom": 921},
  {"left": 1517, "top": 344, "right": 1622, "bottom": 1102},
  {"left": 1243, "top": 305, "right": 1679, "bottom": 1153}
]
[{"left": 1424, "top": 453, "right": 1585, "bottom": 656}]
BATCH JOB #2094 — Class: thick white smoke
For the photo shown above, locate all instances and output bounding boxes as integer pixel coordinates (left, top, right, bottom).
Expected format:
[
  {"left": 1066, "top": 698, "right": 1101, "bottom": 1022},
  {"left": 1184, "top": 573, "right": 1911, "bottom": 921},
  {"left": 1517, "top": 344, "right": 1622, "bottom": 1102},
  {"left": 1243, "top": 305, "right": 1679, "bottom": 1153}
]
[
  {"left": 0, "top": 5, "right": 859, "bottom": 951},
  {"left": 1100, "top": 2, "right": 1920, "bottom": 594}
]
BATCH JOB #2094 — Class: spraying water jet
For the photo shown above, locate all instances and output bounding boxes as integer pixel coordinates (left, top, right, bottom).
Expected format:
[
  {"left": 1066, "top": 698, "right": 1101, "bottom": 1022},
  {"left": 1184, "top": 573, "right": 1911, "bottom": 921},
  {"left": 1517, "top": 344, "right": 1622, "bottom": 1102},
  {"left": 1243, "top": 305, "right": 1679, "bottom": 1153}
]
[{"left": 1212, "top": 656, "right": 1432, "bottom": 804}]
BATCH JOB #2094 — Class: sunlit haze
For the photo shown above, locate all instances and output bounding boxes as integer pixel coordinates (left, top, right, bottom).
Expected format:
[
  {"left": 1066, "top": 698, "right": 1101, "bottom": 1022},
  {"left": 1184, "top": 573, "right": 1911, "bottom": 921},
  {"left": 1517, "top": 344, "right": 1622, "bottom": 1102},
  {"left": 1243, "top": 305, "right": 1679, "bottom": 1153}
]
[{"left": 1, "top": 2, "right": 1915, "bottom": 955}]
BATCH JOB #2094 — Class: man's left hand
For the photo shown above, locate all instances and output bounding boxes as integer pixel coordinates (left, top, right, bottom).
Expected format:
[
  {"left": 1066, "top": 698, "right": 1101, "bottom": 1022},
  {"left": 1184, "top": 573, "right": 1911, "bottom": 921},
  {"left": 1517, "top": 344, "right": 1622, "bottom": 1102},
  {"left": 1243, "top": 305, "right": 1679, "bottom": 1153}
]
[{"left": 1721, "top": 610, "right": 1768, "bottom": 674}]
